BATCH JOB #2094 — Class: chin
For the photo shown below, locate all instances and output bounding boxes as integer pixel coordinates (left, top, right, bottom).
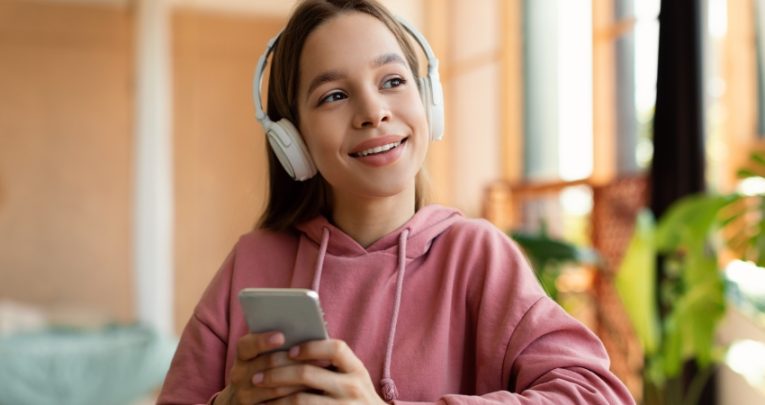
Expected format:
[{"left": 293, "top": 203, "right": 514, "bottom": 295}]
[{"left": 360, "top": 177, "right": 416, "bottom": 199}]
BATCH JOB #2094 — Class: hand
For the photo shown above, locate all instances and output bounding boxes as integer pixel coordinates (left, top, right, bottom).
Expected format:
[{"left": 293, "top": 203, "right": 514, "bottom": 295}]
[
  {"left": 252, "top": 339, "right": 387, "bottom": 404},
  {"left": 215, "top": 332, "right": 308, "bottom": 405}
]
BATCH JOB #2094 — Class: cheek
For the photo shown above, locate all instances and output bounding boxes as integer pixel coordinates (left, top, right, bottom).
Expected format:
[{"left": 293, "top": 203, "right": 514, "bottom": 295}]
[
  {"left": 299, "top": 123, "right": 342, "bottom": 171},
  {"left": 405, "top": 88, "right": 428, "bottom": 122},
  {"left": 298, "top": 115, "right": 331, "bottom": 152},
  {"left": 407, "top": 98, "right": 430, "bottom": 140}
]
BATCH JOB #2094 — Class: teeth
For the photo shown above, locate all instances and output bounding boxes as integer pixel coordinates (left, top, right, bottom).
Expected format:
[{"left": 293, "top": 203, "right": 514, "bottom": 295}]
[{"left": 354, "top": 141, "right": 400, "bottom": 157}]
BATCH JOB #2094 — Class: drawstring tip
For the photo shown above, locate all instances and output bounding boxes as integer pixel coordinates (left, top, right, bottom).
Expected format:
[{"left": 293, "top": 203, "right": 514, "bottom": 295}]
[{"left": 381, "top": 378, "right": 399, "bottom": 402}]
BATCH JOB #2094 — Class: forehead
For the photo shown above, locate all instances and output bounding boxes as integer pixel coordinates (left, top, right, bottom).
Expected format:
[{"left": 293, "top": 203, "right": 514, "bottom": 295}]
[{"left": 299, "top": 12, "right": 406, "bottom": 78}]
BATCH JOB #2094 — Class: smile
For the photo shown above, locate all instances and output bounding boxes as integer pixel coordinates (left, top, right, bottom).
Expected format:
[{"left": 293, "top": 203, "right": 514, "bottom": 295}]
[{"left": 350, "top": 137, "right": 408, "bottom": 158}]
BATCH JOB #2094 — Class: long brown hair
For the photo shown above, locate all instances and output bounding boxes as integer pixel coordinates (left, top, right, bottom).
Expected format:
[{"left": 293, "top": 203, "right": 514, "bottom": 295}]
[{"left": 257, "top": 0, "right": 429, "bottom": 231}]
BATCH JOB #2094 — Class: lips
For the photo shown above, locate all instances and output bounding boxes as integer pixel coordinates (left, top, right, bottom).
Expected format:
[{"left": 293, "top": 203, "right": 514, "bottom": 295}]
[
  {"left": 349, "top": 135, "right": 408, "bottom": 158},
  {"left": 348, "top": 135, "right": 409, "bottom": 167}
]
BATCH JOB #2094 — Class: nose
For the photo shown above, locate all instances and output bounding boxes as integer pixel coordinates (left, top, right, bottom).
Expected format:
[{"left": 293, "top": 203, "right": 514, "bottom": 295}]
[{"left": 352, "top": 89, "right": 390, "bottom": 129}]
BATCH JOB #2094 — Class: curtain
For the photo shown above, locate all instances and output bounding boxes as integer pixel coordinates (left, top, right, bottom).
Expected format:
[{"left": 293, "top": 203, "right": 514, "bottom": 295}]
[{"left": 651, "top": 0, "right": 714, "bottom": 403}]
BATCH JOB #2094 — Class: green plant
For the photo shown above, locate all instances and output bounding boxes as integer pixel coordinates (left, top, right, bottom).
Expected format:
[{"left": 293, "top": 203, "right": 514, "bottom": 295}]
[
  {"left": 616, "top": 151, "right": 765, "bottom": 405},
  {"left": 725, "top": 152, "right": 765, "bottom": 267},
  {"left": 617, "top": 199, "right": 729, "bottom": 405},
  {"left": 511, "top": 223, "right": 600, "bottom": 301}
]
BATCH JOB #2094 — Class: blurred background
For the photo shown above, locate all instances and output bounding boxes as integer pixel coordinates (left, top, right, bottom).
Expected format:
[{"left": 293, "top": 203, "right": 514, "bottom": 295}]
[{"left": 1, "top": 0, "right": 764, "bottom": 404}]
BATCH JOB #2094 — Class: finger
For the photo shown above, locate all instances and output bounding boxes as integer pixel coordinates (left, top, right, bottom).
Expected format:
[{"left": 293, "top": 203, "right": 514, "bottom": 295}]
[
  {"left": 307, "top": 359, "right": 333, "bottom": 369},
  {"left": 254, "top": 385, "right": 308, "bottom": 403},
  {"left": 233, "top": 384, "right": 306, "bottom": 404},
  {"left": 237, "top": 331, "right": 285, "bottom": 361},
  {"left": 253, "top": 363, "right": 339, "bottom": 392},
  {"left": 248, "top": 350, "right": 303, "bottom": 376},
  {"left": 288, "top": 339, "right": 365, "bottom": 373},
  {"left": 266, "top": 391, "right": 333, "bottom": 405}
]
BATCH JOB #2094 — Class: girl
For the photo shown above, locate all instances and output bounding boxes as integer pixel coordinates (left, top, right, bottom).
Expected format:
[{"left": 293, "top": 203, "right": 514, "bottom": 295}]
[{"left": 158, "top": 0, "right": 635, "bottom": 404}]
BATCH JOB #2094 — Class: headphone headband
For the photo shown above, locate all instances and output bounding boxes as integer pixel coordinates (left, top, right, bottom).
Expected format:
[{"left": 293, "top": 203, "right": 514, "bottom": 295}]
[
  {"left": 253, "top": 34, "right": 279, "bottom": 126},
  {"left": 396, "top": 17, "right": 439, "bottom": 77}
]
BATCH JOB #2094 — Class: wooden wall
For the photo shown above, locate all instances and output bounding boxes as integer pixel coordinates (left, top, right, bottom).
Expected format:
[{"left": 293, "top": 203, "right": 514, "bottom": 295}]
[
  {"left": 171, "top": 9, "right": 283, "bottom": 332},
  {"left": 0, "top": 1, "right": 134, "bottom": 321}
]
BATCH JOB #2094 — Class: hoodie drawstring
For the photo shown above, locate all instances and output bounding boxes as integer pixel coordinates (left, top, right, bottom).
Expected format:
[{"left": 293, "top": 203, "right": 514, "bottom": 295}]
[
  {"left": 380, "top": 228, "right": 409, "bottom": 402},
  {"left": 311, "top": 227, "right": 330, "bottom": 293},
  {"left": 309, "top": 226, "right": 409, "bottom": 403}
]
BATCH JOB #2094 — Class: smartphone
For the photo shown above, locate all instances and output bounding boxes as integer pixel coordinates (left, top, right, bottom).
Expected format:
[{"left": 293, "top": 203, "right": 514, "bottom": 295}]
[{"left": 238, "top": 288, "right": 329, "bottom": 351}]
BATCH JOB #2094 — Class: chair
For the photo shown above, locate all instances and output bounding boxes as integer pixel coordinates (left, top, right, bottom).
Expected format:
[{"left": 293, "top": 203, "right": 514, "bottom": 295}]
[{"left": 482, "top": 174, "right": 647, "bottom": 400}]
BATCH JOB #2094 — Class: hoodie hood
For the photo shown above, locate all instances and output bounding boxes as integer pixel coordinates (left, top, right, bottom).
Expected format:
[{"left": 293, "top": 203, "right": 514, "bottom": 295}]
[
  {"left": 294, "top": 204, "right": 462, "bottom": 258},
  {"left": 293, "top": 204, "right": 462, "bottom": 402}
]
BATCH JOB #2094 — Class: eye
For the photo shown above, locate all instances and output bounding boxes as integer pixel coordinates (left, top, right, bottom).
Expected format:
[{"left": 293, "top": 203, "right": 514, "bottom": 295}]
[
  {"left": 382, "top": 77, "right": 406, "bottom": 89},
  {"left": 319, "top": 91, "right": 347, "bottom": 105}
]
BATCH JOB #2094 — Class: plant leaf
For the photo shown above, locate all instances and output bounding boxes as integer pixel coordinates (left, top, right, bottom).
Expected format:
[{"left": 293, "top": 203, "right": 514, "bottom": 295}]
[
  {"left": 737, "top": 168, "right": 759, "bottom": 179},
  {"left": 655, "top": 194, "right": 734, "bottom": 252},
  {"left": 616, "top": 209, "right": 660, "bottom": 355},
  {"left": 750, "top": 151, "right": 765, "bottom": 168}
]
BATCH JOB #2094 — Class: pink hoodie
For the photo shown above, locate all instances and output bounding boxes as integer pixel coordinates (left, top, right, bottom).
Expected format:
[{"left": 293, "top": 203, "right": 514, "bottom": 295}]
[{"left": 158, "top": 205, "right": 634, "bottom": 404}]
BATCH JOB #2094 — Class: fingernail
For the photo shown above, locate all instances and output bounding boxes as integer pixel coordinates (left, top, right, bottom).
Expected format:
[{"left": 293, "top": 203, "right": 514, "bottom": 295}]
[
  {"left": 268, "top": 333, "right": 284, "bottom": 346},
  {"left": 252, "top": 372, "right": 263, "bottom": 384},
  {"left": 289, "top": 346, "right": 300, "bottom": 358}
]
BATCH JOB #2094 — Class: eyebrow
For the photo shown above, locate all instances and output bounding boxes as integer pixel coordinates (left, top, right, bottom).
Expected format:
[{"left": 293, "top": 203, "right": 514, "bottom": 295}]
[
  {"left": 304, "top": 53, "right": 408, "bottom": 101},
  {"left": 372, "top": 52, "right": 407, "bottom": 68}
]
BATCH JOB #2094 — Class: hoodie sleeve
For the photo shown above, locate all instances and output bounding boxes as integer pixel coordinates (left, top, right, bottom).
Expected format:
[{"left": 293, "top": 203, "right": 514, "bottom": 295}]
[
  {"left": 394, "top": 304, "right": 635, "bottom": 405},
  {"left": 393, "top": 222, "right": 634, "bottom": 405},
  {"left": 393, "top": 301, "right": 636, "bottom": 404},
  {"left": 156, "top": 250, "right": 236, "bottom": 405}
]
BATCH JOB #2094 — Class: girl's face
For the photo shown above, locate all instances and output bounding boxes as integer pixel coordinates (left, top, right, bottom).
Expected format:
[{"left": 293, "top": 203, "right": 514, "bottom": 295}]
[{"left": 296, "top": 11, "right": 429, "bottom": 205}]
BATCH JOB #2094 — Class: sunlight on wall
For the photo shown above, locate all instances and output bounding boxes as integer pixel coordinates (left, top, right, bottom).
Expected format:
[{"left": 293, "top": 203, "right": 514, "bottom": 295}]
[
  {"left": 726, "top": 260, "right": 765, "bottom": 301},
  {"left": 554, "top": 0, "right": 593, "bottom": 236},
  {"left": 738, "top": 176, "right": 765, "bottom": 195},
  {"left": 726, "top": 339, "right": 765, "bottom": 395},
  {"left": 557, "top": 0, "right": 593, "bottom": 182},
  {"left": 134, "top": 0, "right": 174, "bottom": 338},
  {"left": 634, "top": 0, "right": 660, "bottom": 169},
  {"left": 708, "top": 0, "right": 728, "bottom": 38}
]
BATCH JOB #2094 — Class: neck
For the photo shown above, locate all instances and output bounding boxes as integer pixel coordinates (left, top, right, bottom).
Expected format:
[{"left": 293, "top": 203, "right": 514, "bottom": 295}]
[{"left": 331, "top": 187, "right": 416, "bottom": 248}]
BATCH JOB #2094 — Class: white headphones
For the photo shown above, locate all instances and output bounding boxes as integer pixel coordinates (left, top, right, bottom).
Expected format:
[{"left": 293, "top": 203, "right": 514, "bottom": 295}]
[{"left": 252, "top": 16, "right": 444, "bottom": 181}]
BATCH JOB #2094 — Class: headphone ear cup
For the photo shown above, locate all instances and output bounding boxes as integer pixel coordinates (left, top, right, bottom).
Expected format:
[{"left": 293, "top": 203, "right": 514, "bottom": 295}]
[
  {"left": 265, "top": 119, "right": 317, "bottom": 181},
  {"left": 418, "top": 76, "right": 445, "bottom": 141},
  {"left": 428, "top": 77, "right": 444, "bottom": 141}
]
